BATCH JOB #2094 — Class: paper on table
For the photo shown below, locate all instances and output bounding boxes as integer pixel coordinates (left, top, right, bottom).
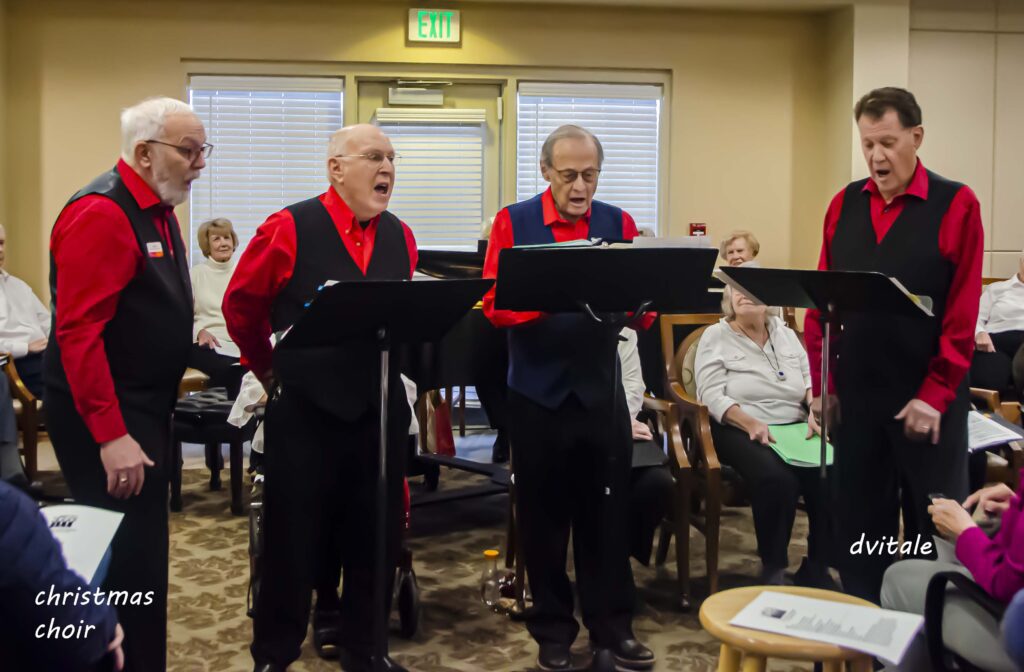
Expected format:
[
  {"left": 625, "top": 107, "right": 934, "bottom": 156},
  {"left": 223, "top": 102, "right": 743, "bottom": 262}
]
[
  {"left": 767, "top": 423, "right": 834, "bottom": 467},
  {"left": 729, "top": 590, "right": 923, "bottom": 665},
  {"left": 40, "top": 505, "right": 124, "bottom": 584},
  {"left": 968, "top": 410, "right": 1024, "bottom": 452}
]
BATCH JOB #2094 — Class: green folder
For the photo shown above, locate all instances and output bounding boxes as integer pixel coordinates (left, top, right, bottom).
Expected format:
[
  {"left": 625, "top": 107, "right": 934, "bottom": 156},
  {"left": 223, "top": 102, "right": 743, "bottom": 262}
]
[{"left": 767, "top": 423, "right": 834, "bottom": 467}]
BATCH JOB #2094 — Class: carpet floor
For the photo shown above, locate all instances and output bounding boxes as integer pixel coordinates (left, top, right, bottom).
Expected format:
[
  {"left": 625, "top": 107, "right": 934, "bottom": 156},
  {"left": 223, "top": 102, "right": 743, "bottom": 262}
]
[{"left": 167, "top": 465, "right": 814, "bottom": 672}]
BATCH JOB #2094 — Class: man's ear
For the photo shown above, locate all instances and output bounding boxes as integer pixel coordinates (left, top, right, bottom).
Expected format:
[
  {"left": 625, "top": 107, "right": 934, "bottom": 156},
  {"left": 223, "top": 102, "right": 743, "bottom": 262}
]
[
  {"left": 327, "top": 156, "right": 344, "bottom": 185},
  {"left": 134, "top": 142, "right": 153, "bottom": 170},
  {"left": 912, "top": 125, "right": 924, "bottom": 150},
  {"left": 539, "top": 161, "right": 552, "bottom": 185}
]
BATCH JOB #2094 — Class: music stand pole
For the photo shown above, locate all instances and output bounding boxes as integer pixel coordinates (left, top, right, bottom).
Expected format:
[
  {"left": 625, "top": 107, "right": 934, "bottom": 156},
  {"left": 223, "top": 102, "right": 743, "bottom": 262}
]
[{"left": 373, "top": 327, "right": 390, "bottom": 672}]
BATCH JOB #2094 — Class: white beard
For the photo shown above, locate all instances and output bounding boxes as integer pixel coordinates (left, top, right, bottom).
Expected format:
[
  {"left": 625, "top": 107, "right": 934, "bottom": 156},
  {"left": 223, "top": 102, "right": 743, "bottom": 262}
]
[{"left": 154, "top": 177, "right": 189, "bottom": 207}]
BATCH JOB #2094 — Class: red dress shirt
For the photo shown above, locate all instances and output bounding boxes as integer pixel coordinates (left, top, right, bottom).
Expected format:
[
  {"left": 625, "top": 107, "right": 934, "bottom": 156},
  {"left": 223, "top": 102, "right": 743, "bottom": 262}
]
[
  {"left": 223, "top": 188, "right": 418, "bottom": 380},
  {"left": 804, "top": 160, "right": 984, "bottom": 414},
  {"left": 482, "top": 187, "right": 655, "bottom": 330},
  {"left": 50, "top": 159, "right": 179, "bottom": 443}
]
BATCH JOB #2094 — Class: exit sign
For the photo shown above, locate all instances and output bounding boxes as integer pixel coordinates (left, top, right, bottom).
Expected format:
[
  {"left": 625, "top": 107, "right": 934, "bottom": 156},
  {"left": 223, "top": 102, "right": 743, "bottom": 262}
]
[{"left": 408, "top": 8, "right": 460, "bottom": 43}]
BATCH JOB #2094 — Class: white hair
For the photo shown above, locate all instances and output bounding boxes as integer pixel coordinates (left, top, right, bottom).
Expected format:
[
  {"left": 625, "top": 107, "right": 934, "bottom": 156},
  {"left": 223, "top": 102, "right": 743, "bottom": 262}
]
[{"left": 120, "top": 97, "right": 195, "bottom": 164}]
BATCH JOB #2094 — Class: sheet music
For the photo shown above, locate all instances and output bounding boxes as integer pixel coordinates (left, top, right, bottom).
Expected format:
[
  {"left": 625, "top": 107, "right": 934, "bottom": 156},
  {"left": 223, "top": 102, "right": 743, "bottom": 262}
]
[
  {"left": 40, "top": 505, "right": 124, "bottom": 584},
  {"left": 729, "top": 590, "right": 923, "bottom": 664},
  {"left": 968, "top": 410, "right": 1024, "bottom": 452}
]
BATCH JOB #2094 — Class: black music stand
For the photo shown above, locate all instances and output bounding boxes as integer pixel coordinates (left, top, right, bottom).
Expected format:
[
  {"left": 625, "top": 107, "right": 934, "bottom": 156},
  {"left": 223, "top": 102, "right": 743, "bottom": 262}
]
[
  {"left": 278, "top": 277, "right": 493, "bottom": 671},
  {"left": 717, "top": 266, "right": 934, "bottom": 480},
  {"left": 495, "top": 244, "right": 717, "bottom": 668}
]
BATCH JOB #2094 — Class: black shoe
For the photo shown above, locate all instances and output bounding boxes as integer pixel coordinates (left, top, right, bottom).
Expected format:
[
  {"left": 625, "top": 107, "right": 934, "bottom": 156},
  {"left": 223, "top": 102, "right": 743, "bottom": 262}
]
[
  {"left": 253, "top": 664, "right": 286, "bottom": 672},
  {"left": 603, "top": 638, "right": 655, "bottom": 670},
  {"left": 491, "top": 431, "right": 509, "bottom": 464},
  {"left": 537, "top": 642, "right": 572, "bottom": 671},
  {"left": 337, "top": 649, "right": 408, "bottom": 672},
  {"left": 311, "top": 609, "right": 341, "bottom": 659},
  {"left": 793, "top": 557, "right": 840, "bottom": 591}
]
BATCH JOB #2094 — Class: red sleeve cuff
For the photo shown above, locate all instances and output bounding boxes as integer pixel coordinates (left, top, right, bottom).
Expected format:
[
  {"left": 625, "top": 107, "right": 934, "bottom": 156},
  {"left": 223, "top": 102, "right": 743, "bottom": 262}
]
[
  {"left": 916, "top": 377, "right": 953, "bottom": 415},
  {"left": 83, "top": 406, "right": 129, "bottom": 445}
]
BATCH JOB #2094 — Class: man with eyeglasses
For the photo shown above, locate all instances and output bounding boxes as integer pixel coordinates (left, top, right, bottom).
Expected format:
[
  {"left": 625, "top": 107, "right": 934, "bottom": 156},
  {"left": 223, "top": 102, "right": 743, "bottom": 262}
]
[
  {"left": 482, "top": 124, "right": 655, "bottom": 671},
  {"left": 224, "top": 123, "right": 417, "bottom": 672},
  {"left": 45, "top": 96, "right": 208, "bottom": 672}
]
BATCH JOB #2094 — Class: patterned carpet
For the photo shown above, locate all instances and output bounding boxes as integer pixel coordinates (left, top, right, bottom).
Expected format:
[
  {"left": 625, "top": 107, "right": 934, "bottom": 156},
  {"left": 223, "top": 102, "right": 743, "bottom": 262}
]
[{"left": 166, "top": 463, "right": 815, "bottom": 672}]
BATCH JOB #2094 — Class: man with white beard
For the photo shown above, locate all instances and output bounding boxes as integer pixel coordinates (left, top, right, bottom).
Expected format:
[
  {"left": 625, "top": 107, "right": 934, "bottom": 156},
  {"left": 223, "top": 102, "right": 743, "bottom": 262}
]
[{"left": 45, "top": 96, "right": 208, "bottom": 672}]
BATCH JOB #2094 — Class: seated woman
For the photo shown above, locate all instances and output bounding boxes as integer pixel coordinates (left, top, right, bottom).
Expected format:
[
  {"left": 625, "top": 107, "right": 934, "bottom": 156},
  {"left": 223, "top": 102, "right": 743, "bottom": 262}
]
[
  {"left": 695, "top": 279, "right": 832, "bottom": 586},
  {"left": 718, "top": 230, "right": 760, "bottom": 267},
  {"left": 881, "top": 474, "right": 1023, "bottom": 671},
  {"left": 972, "top": 248, "right": 1024, "bottom": 392},
  {"left": 189, "top": 218, "right": 243, "bottom": 394}
]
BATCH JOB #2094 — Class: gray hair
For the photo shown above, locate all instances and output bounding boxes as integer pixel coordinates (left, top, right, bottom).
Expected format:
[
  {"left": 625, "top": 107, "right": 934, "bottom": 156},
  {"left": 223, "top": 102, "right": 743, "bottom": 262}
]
[
  {"left": 540, "top": 124, "right": 604, "bottom": 168},
  {"left": 120, "top": 97, "right": 195, "bottom": 165},
  {"left": 721, "top": 282, "right": 782, "bottom": 321}
]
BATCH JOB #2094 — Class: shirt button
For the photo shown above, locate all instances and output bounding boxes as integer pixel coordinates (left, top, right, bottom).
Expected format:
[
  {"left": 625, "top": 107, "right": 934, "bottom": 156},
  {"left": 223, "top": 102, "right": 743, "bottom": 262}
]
[{"left": 356, "top": 242, "right": 361, "bottom": 246}]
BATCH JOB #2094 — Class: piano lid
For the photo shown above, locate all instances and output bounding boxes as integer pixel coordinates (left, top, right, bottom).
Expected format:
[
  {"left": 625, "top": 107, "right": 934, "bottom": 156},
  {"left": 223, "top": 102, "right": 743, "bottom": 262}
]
[{"left": 417, "top": 249, "right": 485, "bottom": 280}]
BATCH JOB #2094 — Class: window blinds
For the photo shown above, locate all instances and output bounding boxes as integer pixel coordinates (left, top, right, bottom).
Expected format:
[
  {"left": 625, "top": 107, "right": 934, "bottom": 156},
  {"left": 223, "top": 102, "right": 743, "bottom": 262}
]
[
  {"left": 516, "top": 83, "right": 662, "bottom": 233},
  {"left": 188, "top": 76, "right": 344, "bottom": 262}
]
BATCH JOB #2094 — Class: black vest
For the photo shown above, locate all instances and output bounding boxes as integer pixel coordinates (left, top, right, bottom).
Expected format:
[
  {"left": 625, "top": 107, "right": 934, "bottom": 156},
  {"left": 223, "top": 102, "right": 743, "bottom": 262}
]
[
  {"left": 44, "top": 167, "right": 193, "bottom": 416},
  {"left": 270, "top": 197, "right": 411, "bottom": 421},
  {"left": 504, "top": 193, "right": 626, "bottom": 410},
  {"left": 831, "top": 169, "right": 965, "bottom": 415}
]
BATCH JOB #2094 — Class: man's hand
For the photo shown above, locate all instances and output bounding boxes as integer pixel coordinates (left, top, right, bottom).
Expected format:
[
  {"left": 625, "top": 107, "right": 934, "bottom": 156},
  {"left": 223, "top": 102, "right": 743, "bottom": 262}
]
[
  {"left": 963, "top": 482, "right": 1016, "bottom": 518},
  {"left": 107, "top": 623, "right": 125, "bottom": 671},
  {"left": 196, "top": 329, "right": 220, "bottom": 349},
  {"left": 631, "top": 418, "right": 653, "bottom": 441},
  {"left": 975, "top": 331, "right": 996, "bottom": 353},
  {"left": 810, "top": 395, "right": 841, "bottom": 429},
  {"left": 99, "top": 434, "right": 154, "bottom": 499},
  {"left": 806, "top": 406, "right": 822, "bottom": 439},
  {"left": 28, "top": 338, "right": 48, "bottom": 354},
  {"left": 895, "top": 399, "right": 941, "bottom": 444},
  {"left": 929, "top": 498, "right": 977, "bottom": 540},
  {"left": 747, "top": 420, "right": 775, "bottom": 446}
]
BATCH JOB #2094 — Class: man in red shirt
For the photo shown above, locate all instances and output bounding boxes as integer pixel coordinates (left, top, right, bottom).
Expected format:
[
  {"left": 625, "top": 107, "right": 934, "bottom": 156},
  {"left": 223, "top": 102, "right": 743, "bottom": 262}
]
[
  {"left": 224, "top": 124, "right": 416, "bottom": 672},
  {"left": 483, "top": 125, "right": 654, "bottom": 671},
  {"left": 805, "top": 87, "right": 984, "bottom": 604},
  {"left": 45, "top": 96, "right": 208, "bottom": 671}
]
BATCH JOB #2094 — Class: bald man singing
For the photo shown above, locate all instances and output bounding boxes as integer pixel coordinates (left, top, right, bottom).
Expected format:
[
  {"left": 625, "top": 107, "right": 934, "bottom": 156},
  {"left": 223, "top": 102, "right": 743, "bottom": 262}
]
[{"left": 224, "top": 125, "right": 417, "bottom": 672}]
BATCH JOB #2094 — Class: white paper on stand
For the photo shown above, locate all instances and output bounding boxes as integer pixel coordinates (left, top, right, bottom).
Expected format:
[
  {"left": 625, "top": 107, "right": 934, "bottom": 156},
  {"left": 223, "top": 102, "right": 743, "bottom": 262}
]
[
  {"left": 729, "top": 591, "right": 923, "bottom": 665},
  {"left": 968, "top": 410, "right": 1024, "bottom": 452},
  {"left": 40, "top": 505, "right": 124, "bottom": 584}
]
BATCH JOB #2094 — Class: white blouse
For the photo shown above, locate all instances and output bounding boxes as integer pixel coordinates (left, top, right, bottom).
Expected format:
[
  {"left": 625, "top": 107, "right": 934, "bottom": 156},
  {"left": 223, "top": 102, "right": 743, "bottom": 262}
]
[
  {"left": 976, "top": 274, "right": 1024, "bottom": 336},
  {"left": 190, "top": 257, "right": 239, "bottom": 357},
  {"left": 695, "top": 316, "right": 811, "bottom": 425}
]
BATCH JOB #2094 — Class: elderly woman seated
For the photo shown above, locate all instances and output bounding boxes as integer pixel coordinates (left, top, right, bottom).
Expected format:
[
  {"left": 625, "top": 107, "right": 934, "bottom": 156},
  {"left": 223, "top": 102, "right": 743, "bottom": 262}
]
[
  {"left": 881, "top": 474, "right": 1024, "bottom": 671},
  {"left": 189, "top": 218, "right": 243, "bottom": 393},
  {"left": 718, "top": 230, "right": 760, "bottom": 267},
  {"left": 972, "top": 248, "right": 1024, "bottom": 393},
  {"left": 695, "top": 279, "right": 832, "bottom": 586}
]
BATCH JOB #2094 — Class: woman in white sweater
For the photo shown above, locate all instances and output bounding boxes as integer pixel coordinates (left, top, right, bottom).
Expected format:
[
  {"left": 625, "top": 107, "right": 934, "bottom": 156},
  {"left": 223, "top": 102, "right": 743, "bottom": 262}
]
[
  {"left": 695, "top": 279, "right": 833, "bottom": 587},
  {"left": 188, "top": 218, "right": 242, "bottom": 393}
]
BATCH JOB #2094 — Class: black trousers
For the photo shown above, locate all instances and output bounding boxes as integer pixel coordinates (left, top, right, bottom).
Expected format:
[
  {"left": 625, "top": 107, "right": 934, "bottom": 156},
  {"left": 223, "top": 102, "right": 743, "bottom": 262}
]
[
  {"left": 970, "top": 330, "right": 1024, "bottom": 392},
  {"left": 710, "top": 422, "right": 832, "bottom": 571},
  {"left": 251, "top": 387, "right": 409, "bottom": 667},
  {"left": 15, "top": 351, "right": 45, "bottom": 400},
  {"left": 508, "top": 389, "right": 635, "bottom": 647},
  {"left": 186, "top": 343, "right": 244, "bottom": 394},
  {"left": 46, "top": 387, "right": 171, "bottom": 672},
  {"left": 833, "top": 391, "right": 969, "bottom": 605}
]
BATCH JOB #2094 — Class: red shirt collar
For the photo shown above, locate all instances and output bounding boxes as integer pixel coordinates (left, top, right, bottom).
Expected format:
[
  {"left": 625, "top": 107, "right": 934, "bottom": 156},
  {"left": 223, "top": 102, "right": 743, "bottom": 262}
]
[
  {"left": 862, "top": 159, "right": 929, "bottom": 201},
  {"left": 541, "top": 187, "right": 590, "bottom": 226},
  {"left": 116, "top": 158, "right": 163, "bottom": 210},
  {"left": 323, "top": 186, "right": 380, "bottom": 228}
]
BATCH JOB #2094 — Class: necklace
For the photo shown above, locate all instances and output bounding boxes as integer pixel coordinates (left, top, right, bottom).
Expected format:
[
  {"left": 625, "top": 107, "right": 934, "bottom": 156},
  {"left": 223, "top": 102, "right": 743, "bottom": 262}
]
[{"left": 733, "top": 321, "right": 787, "bottom": 382}]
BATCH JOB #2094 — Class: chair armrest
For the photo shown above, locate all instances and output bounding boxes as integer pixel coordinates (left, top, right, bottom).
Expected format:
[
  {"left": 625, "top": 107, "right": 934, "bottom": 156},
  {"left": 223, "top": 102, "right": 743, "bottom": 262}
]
[
  {"left": 925, "top": 571, "right": 1007, "bottom": 671},
  {"left": 970, "top": 387, "right": 1001, "bottom": 414},
  {"left": 2, "top": 352, "right": 38, "bottom": 407},
  {"left": 667, "top": 380, "right": 721, "bottom": 473}
]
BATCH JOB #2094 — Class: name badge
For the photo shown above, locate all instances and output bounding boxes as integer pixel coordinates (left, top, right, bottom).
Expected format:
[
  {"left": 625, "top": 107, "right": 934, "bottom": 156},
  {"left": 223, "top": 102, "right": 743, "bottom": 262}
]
[{"left": 146, "top": 241, "right": 164, "bottom": 258}]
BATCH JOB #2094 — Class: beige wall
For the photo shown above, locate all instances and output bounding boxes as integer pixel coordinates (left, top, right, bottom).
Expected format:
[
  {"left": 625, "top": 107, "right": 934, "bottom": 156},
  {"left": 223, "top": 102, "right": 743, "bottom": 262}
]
[
  {"left": 910, "top": 0, "right": 1024, "bottom": 278},
  {"left": 3, "top": 0, "right": 833, "bottom": 293}
]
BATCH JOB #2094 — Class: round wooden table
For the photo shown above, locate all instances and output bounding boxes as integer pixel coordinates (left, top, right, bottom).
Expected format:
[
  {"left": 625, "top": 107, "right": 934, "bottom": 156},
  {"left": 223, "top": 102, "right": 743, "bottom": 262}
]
[{"left": 699, "top": 585, "right": 878, "bottom": 672}]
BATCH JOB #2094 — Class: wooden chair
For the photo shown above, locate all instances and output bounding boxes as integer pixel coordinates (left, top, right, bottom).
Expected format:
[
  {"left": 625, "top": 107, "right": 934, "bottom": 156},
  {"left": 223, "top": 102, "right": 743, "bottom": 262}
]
[
  {"left": 2, "top": 353, "right": 42, "bottom": 480},
  {"left": 663, "top": 322, "right": 750, "bottom": 597},
  {"left": 969, "top": 387, "right": 1023, "bottom": 490}
]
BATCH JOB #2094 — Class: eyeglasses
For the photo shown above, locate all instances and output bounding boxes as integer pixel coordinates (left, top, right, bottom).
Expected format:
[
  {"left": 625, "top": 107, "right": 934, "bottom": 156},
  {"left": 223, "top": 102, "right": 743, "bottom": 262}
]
[
  {"left": 552, "top": 168, "right": 600, "bottom": 184},
  {"left": 332, "top": 151, "right": 401, "bottom": 167},
  {"left": 146, "top": 140, "right": 214, "bottom": 163}
]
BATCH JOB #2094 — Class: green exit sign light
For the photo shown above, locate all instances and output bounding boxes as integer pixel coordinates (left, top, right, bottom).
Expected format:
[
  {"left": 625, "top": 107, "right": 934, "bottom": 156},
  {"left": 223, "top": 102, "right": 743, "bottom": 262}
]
[{"left": 408, "top": 8, "right": 460, "bottom": 44}]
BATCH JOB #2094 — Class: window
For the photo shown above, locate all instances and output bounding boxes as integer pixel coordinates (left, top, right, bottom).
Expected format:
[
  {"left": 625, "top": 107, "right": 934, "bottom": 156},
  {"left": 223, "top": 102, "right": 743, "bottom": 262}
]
[
  {"left": 189, "top": 76, "right": 344, "bottom": 262},
  {"left": 376, "top": 108, "right": 486, "bottom": 250},
  {"left": 517, "top": 83, "right": 662, "bottom": 233}
]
